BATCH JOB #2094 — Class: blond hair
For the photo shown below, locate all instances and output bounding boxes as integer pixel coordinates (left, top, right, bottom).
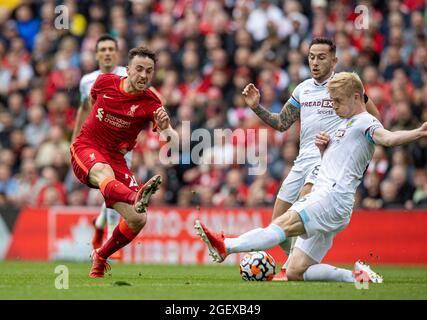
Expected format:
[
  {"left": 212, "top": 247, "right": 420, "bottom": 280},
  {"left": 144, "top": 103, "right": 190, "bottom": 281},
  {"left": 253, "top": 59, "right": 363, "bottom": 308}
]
[{"left": 328, "top": 72, "right": 364, "bottom": 99}]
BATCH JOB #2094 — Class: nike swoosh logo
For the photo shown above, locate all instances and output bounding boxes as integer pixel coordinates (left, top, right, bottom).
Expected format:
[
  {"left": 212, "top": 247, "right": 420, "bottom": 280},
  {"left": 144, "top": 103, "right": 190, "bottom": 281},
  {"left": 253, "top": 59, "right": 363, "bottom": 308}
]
[{"left": 103, "top": 94, "right": 113, "bottom": 99}]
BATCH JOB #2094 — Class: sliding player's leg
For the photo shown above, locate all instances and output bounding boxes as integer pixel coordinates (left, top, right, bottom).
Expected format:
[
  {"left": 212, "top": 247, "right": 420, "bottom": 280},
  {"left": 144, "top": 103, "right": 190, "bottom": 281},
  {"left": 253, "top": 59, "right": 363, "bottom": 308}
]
[{"left": 195, "top": 209, "right": 304, "bottom": 263}]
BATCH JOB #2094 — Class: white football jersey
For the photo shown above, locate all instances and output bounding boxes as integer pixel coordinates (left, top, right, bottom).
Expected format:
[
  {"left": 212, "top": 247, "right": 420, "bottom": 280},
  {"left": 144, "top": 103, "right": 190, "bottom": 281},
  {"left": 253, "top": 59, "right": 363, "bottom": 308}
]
[
  {"left": 79, "top": 66, "right": 127, "bottom": 102},
  {"left": 314, "top": 112, "right": 383, "bottom": 196},
  {"left": 289, "top": 74, "right": 344, "bottom": 165}
]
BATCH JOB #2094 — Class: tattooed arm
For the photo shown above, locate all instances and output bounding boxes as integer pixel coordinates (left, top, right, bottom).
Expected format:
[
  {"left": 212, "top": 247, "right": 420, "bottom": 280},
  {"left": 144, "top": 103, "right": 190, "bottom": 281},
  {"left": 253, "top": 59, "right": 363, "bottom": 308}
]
[
  {"left": 252, "top": 101, "right": 300, "bottom": 132},
  {"left": 242, "top": 83, "right": 300, "bottom": 132}
]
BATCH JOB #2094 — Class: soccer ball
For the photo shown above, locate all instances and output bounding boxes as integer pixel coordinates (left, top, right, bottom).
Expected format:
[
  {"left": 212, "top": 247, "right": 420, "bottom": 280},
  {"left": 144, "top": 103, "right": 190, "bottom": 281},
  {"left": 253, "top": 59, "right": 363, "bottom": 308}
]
[{"left": 239, "top": 251, "right": 276, "bottom": 281}]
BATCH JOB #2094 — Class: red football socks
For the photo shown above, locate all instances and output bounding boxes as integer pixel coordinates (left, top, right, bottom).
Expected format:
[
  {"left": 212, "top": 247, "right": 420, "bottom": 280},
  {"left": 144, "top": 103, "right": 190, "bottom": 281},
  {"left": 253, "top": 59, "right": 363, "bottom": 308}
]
[
  {"left": 99, "top": 176, "right": 136, "bottom": 208},
  {"left": 98, "top": 220, "right": 139, "bottom": 259}
]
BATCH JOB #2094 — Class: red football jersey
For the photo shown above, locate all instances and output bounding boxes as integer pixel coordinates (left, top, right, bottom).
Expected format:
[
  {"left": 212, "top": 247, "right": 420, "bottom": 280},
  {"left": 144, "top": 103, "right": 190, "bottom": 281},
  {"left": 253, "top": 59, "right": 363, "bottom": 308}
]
[{"left": 76, "top": 74, "right": 162, "bottom": 152}]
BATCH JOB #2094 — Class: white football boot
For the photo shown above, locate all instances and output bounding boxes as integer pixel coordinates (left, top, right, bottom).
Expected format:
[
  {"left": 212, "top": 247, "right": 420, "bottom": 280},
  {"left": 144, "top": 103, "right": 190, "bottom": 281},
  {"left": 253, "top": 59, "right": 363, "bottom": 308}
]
[{"left": 353, "top": 260, "right": 384, "bottom": 283}]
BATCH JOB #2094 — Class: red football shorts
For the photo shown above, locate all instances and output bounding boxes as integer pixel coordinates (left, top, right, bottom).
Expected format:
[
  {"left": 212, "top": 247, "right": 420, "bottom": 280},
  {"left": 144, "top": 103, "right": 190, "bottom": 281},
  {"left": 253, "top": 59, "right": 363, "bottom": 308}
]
[{"left": 70, "top": 142, "right": 139, "bottom": 192}]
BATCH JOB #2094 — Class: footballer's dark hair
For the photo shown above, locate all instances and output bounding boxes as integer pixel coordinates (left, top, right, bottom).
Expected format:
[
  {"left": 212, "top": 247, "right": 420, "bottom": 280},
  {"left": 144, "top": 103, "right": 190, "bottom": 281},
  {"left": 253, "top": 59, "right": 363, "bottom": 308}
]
[
  {"left": 128, "top": 46, "right": 157, "bottom": 64},
  {"left": 95, "top": 34, "right": 118, "bottom": 52},
  {"left": 309, "top": 37, "right": 336, "bottom": 54}
]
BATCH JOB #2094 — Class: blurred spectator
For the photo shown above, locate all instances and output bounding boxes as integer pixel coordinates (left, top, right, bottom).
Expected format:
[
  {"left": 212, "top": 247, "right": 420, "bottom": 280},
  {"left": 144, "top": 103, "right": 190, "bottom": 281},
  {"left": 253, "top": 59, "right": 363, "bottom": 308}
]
[
  {"left": 35, "top": 125, "right": 70, "bottom": 169},
  {"left": 0, "top": 0, "right": 425, "bottom": 210},
  {"left": 387, "top": 164, "right": 416, "bottom": 208},
  {"left": 366, "top": 145, "right": 389, "bottom": 179},
  {"left": 7, "top": 92, "right": 27, "bottom": 129},
  {"left": 34, "top": 166, "right": 67, "bottom": 207},
  {"left": 213, "top": 168, "right": 248, "bottom": 207},
  {"left": 0, "top": 164, "right": 18, "bottom": 201},
  {"left": 246, "top": 0, "right": 286, "bottom": 43},
  {"left": 413, "top": 168, "right": 427, "bottom": 208},
  {"left": 15, "top": 4, "right": 41, "bottom": 51},
  {"left": 8, "top": 160, "right": 38, "bottom": 207},
  {"left": 361, "top": 173, "right": 383, "bottom": 209},
  {"left": 380, "top": 179, "right": 404, "bottom": 209},
  {"left": 24, "top": 105, "right": 50, "bottom": 148}
]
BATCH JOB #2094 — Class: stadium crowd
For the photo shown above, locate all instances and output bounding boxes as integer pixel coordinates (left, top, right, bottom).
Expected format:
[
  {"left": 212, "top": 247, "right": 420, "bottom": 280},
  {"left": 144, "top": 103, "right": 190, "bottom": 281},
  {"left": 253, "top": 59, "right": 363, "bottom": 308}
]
[{"left": 0, "top": 0, "right": 426, "bottom": 210}]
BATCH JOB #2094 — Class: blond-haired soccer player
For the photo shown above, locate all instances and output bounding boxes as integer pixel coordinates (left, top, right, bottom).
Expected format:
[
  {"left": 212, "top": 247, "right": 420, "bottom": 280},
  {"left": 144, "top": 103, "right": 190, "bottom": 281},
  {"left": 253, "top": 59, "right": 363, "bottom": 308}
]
[
  {"left": 242, "top": 37, "right": 380, "bottom": 280},
  {"left": 195, "top": 72, "right": 427, "bottom": 283}
]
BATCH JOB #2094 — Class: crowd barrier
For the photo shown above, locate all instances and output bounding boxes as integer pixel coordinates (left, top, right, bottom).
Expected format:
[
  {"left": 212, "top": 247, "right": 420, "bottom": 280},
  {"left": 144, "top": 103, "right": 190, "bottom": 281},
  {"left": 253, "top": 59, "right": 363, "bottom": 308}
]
[{"left": 3, "top": 207, "right": 427, "bottom": 265}]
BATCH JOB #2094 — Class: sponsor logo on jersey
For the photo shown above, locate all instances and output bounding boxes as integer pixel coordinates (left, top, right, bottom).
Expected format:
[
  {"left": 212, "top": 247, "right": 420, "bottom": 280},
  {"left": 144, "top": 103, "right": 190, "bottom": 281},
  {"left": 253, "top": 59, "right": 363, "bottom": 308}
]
[
  {"left": 301, "top": 99, "right": 333, "bottom": 108},
  {"left": 321, "top": 99, "right": 333, "bottom": 108},
  {"left": 104, "top": 113, "right": 131, "bottom": 128}
]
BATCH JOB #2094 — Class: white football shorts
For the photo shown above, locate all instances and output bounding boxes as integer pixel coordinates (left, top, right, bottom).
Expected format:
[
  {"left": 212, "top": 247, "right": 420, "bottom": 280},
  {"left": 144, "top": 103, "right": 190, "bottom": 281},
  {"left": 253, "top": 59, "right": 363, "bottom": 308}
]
[
  {"left": 289, "top": 189, "right": 353, "bottom": 262},
  {"left": 276, "top": 161, "right": 321, "bottom": 204}
]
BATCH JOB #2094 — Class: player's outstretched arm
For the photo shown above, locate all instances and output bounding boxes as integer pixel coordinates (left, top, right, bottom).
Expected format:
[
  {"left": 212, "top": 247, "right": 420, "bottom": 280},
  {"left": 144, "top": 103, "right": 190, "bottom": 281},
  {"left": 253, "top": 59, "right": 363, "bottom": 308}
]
[
  {"left": 71, "top": 98, "right": 92, "bottom": 142},
  {"left": 242, "top": 83, "right": 300, "bottom": 132},
  {"left": 373, "top": 122, "right": 427, "bottom": 147}
]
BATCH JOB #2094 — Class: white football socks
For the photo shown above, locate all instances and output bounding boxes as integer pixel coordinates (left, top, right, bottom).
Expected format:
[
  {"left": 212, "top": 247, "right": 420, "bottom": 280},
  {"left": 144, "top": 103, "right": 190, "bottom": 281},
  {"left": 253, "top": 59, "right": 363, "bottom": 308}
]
[
  {"left": 106, "top": 208, "right": 121, "bottom": 238},
  {"left": 225, "top": 224, "right": 286, "bottom": 254},
  {"left": 303, "top": 264, "right": 354, "bottom": 282},
  {"left": 94, "top": 203, "right": 108, "bottom": 229}
]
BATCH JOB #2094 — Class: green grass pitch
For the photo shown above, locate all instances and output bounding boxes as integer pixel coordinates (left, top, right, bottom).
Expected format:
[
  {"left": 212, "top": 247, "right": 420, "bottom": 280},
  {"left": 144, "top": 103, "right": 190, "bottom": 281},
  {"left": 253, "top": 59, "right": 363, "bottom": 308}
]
[{"left": 0, "top": 261, "right": 426, "bottom": 300}]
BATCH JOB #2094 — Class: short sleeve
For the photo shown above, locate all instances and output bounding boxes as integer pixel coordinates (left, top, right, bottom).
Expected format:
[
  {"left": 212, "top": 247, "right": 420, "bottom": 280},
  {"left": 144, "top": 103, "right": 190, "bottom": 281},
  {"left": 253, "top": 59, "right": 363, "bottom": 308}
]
[
  {"left": 90, "top": 74, "right": 106, "bottom": 101},
  {"left": 288, "top": 83, "right": 303, "bottom": 108},
  {"left": 79, "top": 77, "right": 88, "bottom": 102},
  {"left": 364, "top": 118, "right": 384, "bottom": 144}
]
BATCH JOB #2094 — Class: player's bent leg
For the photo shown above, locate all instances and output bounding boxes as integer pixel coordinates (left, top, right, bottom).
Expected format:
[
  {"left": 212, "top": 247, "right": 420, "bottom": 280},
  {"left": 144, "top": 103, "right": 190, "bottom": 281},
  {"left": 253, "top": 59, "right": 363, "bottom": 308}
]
[
  {"left": 106, "top": 208, "right": 122, "bottom": 260},
  {"left": 94, "top": 203, "right": 108, "bottom": 230},
  {"left": 88, "top": 162, "right": 115, "bottom": 187},
  {"left": 285, "top": 247, "right": 317, "bottom": 281},
  {"left": 106, "top": 208, "right": 121, "bottom": 239},
  {"left": 195, "top": 210, "right": 305, "bottom": 263},
  {"left": 279, "top": 183, "right": 314, "bottom": 271},
  {"left": 272, "top": 199, "right": 293, "bottom": 254},
  {"left": 289, "top": 236, "right": 355, "bottom": 282},
  {"left": 271, "top": 198, "right": 292, "bottom": 221},
  {"left": 88, "top": 163, "right": 138, "bottom": 207},
  {"left": 272, "top": 210, "right": 306, "bottom": 238},
  {"left": 90, "top": 203, "right": 146, "bottom": 277},
  {"left": 91, "top": 206, "right": 106, "bottom": 250}
]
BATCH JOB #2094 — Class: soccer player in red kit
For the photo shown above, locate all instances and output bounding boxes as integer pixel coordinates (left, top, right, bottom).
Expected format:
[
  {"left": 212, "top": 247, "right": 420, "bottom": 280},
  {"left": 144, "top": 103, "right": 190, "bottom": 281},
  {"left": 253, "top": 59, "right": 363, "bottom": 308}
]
[{"left": 70, "top": 46, "right": 178, "bottom": 278}]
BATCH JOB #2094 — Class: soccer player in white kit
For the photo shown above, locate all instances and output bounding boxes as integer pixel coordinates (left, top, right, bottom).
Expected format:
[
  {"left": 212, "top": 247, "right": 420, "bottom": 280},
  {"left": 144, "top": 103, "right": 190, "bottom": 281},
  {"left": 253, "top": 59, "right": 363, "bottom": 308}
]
[
  {"left": 242, "top": 38, "right": 380, "bottom": 280},
  {"left": 195, "top": 72, "right": 427, "bottom": 283},
  {"left": 72, "top": 35, "right": 128, "bottom": 258}
]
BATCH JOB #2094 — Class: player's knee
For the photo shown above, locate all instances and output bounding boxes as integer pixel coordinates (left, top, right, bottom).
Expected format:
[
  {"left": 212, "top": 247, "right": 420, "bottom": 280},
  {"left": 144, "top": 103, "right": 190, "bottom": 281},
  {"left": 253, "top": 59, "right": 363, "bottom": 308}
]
[
  {"left": 127, "top": 214, "right": 146, "bottom": 232},
  {"left": 89, "top": 163, "right": 114, "bottom": 186}
]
